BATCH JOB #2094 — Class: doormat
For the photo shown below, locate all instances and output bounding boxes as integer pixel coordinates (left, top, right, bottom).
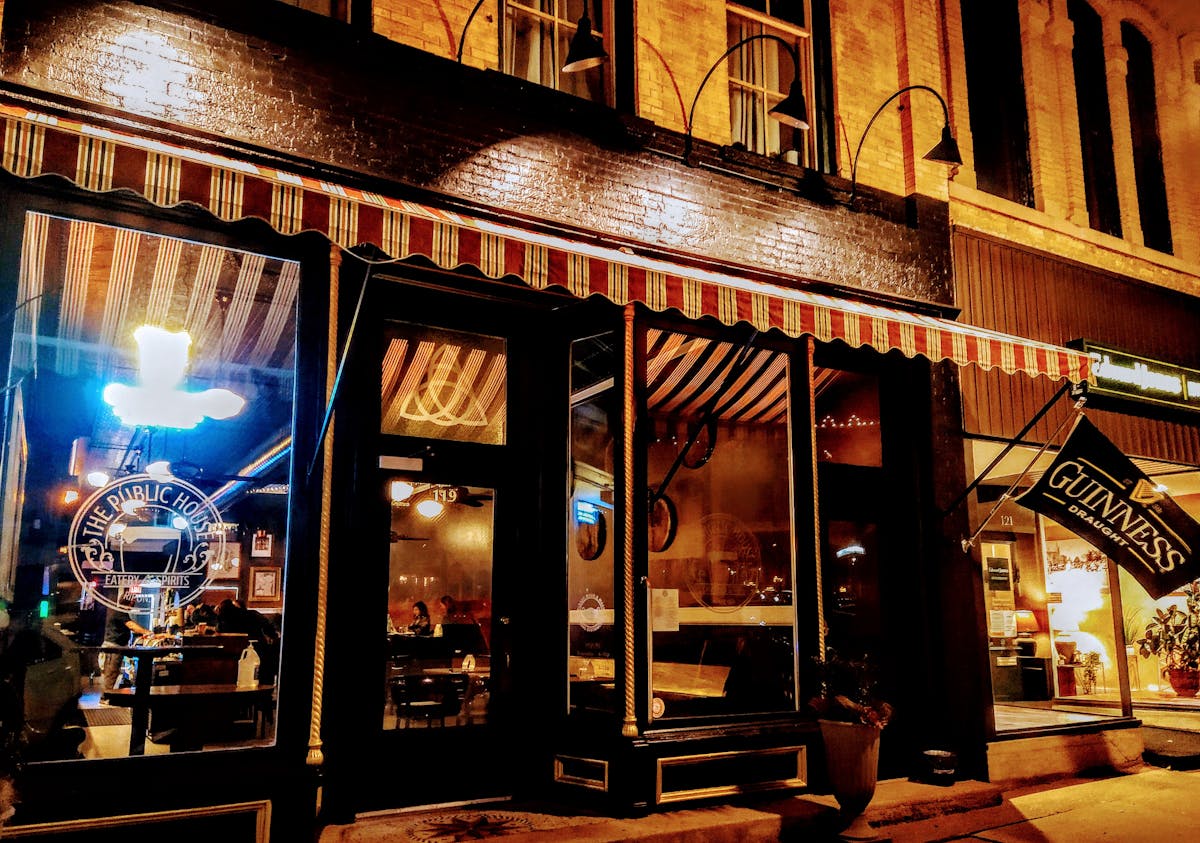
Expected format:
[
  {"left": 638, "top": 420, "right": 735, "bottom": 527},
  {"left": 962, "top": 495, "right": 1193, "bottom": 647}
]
[
  {"left": 84, "top": 707, "right": 131, "bottom": 728},
  {"left": 386, "top": 809, "right": 608, "bottom": 842}
]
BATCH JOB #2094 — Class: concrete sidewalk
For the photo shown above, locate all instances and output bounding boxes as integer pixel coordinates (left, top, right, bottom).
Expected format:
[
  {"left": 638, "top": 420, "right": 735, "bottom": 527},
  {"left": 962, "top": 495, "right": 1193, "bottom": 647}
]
[
  {"left": 317, "top": 777, "right": 1000, "bottom": 843},
  {"left": 319, "top": 766, "right": 1200, "bottom": 842},
  {"left": 882, "top": 766, "right": 1200, "bottom": 842}
]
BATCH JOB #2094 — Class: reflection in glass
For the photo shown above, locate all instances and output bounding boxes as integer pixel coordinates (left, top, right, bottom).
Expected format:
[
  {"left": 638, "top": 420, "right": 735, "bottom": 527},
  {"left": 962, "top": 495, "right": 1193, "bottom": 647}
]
[
  {"left": 644, "top": 329, "right": 796, "bottom": 718},
  {"left": 380, "top": 322, "right": 506, "bottom": 445},
  {"left": 385, "top": 482, "right": 493, "bottom": 728},
  {"left": 815, "top": 369, "right": 881, "bottom": 466},
  {"left": 568, "top": 333, "right": 617, "bottom": 712},
  {"left": 1042, "top": 537, "right": 1120, "bottom": 715},
  {"left": 0, "top": 213, "right": 294, "bottom": 759},
  {"left": 825, "top": 519, "right": 880, "bottom": 644}
]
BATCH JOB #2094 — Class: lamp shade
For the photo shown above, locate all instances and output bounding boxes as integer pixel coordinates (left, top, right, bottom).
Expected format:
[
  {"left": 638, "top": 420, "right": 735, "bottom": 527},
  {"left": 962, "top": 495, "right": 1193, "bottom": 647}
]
[
  {"left": 1014, "top": 609, "right": 1039, "bottom": 635},
  {"left": 768, "top": 80, "right": 810, "bottom": 131},
  {"left": 923, "top": 124, "right": 963, "bottom": 166},
  {"left": 562, "top": 14, "right": 608, "bottom": 73}
]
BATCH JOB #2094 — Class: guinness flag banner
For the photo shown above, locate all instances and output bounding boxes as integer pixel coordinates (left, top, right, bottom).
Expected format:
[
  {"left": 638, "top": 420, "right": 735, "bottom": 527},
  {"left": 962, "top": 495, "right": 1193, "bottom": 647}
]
[{"left": 1016, "top": 415, "right": 1199, "bottom": 599}]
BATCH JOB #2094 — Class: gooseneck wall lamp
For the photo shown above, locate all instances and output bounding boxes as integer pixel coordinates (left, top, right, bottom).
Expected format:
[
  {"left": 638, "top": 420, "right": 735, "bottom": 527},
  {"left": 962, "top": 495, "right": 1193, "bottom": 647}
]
[
  {"left": 456, "top": 0, "right": 489, "bottom": 64},
  {"left": 685, "top": 34, "right": 810, "bottom": 163},
  {"left": 848, "top": 84, "right": 962, "bottom": 207}
]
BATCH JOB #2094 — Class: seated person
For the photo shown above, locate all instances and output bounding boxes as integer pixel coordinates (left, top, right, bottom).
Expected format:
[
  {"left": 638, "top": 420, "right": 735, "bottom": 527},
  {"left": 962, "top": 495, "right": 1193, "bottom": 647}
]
[
  {"left": 438, "top": 595, "right": 474, "bottom": 625},
  {"left": 185, "top": 602, "right": 219, "bottom": 632},
  {"left": 408, "top": 601, "right": 433, "bottom": 636}
]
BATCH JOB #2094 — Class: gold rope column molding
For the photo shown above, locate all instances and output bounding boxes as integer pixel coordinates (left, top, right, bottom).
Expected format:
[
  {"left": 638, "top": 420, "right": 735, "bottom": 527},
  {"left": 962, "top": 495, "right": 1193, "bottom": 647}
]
[
  {"left": 307, "top": 243, "right": 340, "bottom": 766},
  {"left": 621, "top": 303, "right": 639, "bottom": 738},
  {"left": 808, "top": 337, "right": 825, "bottom": 654}
]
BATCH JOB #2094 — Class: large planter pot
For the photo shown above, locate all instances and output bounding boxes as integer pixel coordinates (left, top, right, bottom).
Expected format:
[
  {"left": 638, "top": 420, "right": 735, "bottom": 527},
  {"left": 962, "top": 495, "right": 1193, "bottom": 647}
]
[
  {"left": 819, "top": 719, "right": 882, "bottom": 841},
  {"left": 1166, "top": 668, "right": 1200, "bottom": 698}
]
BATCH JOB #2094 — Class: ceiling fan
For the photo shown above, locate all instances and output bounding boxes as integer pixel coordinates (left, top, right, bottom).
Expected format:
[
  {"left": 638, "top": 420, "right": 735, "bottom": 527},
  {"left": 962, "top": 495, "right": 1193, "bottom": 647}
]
[
  {"left": 451, "top": 487, "right": 494, "bottom": 508},
  {"left": 390, "top": 531, "right": 430, "bottom": 543}
]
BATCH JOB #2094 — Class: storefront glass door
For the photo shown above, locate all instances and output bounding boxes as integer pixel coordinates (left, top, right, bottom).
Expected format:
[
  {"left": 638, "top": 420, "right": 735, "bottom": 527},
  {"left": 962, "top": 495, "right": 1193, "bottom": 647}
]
[
  {"left": 384, "top": 478, "right": 494, "bottom": 731},
  {"left": 336, "top": 301, "right": 538, "bottom": 815}
]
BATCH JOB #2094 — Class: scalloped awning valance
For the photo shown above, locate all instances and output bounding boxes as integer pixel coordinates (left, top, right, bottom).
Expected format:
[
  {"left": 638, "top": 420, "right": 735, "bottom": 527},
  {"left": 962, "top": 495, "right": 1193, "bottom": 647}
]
[{"left": 0, "top": 103, "right": 1091, "bottom": 384}]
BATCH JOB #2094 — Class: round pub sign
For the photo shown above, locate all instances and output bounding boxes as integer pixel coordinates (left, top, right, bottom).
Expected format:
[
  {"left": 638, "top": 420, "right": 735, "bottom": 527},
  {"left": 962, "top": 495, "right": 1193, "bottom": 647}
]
[{"left": 68, "top": 473, "right": 223, "bottom": 611}]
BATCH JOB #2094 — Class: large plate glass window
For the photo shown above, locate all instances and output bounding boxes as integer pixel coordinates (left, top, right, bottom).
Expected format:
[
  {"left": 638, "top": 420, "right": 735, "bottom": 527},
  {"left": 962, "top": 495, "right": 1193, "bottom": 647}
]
[
  {"left": 0, "top": 212, "right": 296, "bottom": 760},
  {"left": 567, "top": 332, "right": 617, "bottom": 711},
  {"left": 727, "top": 1, "right": 815, "bottom": 165},
  {"left": 644, "top": 328, "right": 796, "bottom": 719},
  {"left": 965, "top": 439, "right": 1132, "bottom": 731}
]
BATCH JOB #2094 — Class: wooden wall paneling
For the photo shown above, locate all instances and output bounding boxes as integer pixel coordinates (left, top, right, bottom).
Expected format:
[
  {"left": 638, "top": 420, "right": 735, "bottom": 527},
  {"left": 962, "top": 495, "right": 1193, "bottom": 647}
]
[
  {"left": 956, "top": 236, "right": 984, "bottom": 435},
  {"left": 979, "top": 238, "right": 1008, "bottom": 439},
  {"left": 952, "top": 229, "right": 1200, "bottom": 466}
]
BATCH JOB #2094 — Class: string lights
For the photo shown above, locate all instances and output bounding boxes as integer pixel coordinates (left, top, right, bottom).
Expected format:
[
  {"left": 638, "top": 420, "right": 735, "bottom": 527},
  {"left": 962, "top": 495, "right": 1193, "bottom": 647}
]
[{"left": 817, "top": 414, "right": 877, "bottom": 429}]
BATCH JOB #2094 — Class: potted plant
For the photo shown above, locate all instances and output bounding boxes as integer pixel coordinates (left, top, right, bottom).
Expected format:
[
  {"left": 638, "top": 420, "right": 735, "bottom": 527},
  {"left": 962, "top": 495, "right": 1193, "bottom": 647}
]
[
  {"left": 1137, "top": 581, "right": 1200, "bottom": 698},
  {"left": 809, "top": 647, "right": 893, "bottom": 841}
]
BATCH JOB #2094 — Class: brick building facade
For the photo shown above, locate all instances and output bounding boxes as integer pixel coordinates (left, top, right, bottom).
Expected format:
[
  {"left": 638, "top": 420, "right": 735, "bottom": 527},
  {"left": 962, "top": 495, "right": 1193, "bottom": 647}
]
[{"left": 0, "top": 1, "right": 1194, "bottom": 839}]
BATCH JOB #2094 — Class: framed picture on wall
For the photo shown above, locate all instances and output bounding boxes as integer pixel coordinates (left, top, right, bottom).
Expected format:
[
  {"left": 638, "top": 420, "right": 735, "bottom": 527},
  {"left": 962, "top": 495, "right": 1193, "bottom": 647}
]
[
  {"left": 250, "top": 567, "right": 280, "bottom": 600},
  {"left": 251, "top": 529, "right": 273, "bottom": 558}
]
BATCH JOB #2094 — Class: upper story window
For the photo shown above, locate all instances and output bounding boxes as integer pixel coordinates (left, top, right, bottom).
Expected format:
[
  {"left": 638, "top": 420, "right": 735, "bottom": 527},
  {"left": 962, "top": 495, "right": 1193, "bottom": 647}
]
[
  {"left": 505, "top": 0, "right": 610, "bottom": 104},
  {"left": 276, "top": 0, "right": 347, "bottom": 16},
  {"left": 726, "top": 2, "right": 816, "bottom": 167},
  {"left": 1068, "top": 0, "right": 1122, "bottom": 239},
  {"left": 961, "top": 0, "right": 1034, "bottom": 207},
  {"left": 1122, "top": 22, "right": 1172, "bottom": 255}
]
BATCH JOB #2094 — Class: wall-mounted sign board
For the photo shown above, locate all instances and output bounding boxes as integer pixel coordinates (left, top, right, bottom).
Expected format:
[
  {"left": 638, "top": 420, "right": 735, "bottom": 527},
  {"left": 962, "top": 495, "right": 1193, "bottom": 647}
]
[{"left": 1074, "top": 340, "right": 1200, "bottom": 413}]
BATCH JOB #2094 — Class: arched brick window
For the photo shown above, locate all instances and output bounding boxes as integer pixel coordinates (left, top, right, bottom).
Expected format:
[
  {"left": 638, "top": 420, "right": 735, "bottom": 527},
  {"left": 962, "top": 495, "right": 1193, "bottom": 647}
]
[
  {"left": 961, "top": 0, "right": 1034, "bottom": 207},
  {"left": 1122, "top": 21, "right": 1172, "bottom": 255},
  {"left": 1068, "top": 0, "right": 1122, "bottom": 238}
]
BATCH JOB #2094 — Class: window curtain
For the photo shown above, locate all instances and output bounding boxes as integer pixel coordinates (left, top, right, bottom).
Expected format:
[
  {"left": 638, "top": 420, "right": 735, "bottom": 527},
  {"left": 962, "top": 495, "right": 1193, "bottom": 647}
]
[
  {"left": 507, "top": 6, "right": 551, "bottom": 86},
  {"left": 728, "top": 20, "right": 785, "bottom": 155},
  {"left": 728, "top": 19, "right": 760, "bottom": 151}
]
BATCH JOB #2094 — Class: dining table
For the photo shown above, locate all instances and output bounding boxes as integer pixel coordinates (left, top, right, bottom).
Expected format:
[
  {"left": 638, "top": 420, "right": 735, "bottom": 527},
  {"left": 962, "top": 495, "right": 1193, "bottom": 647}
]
[
  {"left": 101, "top": 682, "right": 276, "bottom": 752},
  {"left": 92, "top": 643, "right": 224, "bottom": 755}
]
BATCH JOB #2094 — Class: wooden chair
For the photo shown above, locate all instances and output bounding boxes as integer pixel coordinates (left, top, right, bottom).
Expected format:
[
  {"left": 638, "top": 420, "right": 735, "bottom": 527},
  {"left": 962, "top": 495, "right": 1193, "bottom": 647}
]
[
  {"left": 390, "top": 675, "right": 441, "bottom": 728},
  {"left": 176, "top": 633, "right": 248, "bottom": 684}
]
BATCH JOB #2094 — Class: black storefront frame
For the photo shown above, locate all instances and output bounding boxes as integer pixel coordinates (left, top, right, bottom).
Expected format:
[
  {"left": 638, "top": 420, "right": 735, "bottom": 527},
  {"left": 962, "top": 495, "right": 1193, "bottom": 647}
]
[
  {"left": 565, "top": 304, "right": 967, "bottom": 805},
  {"left": 0, "top": 173, "right": 329, "bottom": 841},
  {"left": 317, "top": 260, "right": 575, "bottom": 819},
  {"left": 0, "top": 171, "right": 988, "bottom": 831}
]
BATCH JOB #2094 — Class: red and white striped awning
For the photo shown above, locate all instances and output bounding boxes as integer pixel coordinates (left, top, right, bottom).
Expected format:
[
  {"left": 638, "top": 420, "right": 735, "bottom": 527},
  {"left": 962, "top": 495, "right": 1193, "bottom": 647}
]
[{"left": 0, "top": 103, "right": 1092, "bottom": 384}]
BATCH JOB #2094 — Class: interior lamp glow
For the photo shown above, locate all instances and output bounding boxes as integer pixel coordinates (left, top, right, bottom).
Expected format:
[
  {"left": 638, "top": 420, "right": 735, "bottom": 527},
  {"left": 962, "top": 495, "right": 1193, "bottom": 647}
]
[
  {"left": 145, "top": 460, "right": 173, "bottom": 482},
  {"left": 63, "top": 490, "right": 80, "bottom": 505},
  {"left": 103, "top": 326, "right": 245, "bottom": 429},
  {"left": 415, "top": 499, "right": 445, "bottom": 518},
  {"left": 86, "top": 471, "right": 111, "bottom": 488},
  {"left": 390, "top": 481, "right": 414, "bottom": 503}
]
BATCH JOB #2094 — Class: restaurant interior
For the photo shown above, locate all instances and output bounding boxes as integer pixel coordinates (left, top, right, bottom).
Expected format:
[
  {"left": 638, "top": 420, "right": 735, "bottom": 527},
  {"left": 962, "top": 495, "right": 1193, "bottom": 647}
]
[
  {"left": 968, "top": 438, "right": 1200, "bottom": 734},
  {"left": 0, "top": 212, "right": 293, "bottom": 761}
]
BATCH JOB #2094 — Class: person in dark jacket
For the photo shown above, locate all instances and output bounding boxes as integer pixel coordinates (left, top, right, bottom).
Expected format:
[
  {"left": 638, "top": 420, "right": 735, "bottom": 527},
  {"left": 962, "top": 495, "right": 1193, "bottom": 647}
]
[{"left": 216, "top": 599, "right": 280, "bottom": 683}]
